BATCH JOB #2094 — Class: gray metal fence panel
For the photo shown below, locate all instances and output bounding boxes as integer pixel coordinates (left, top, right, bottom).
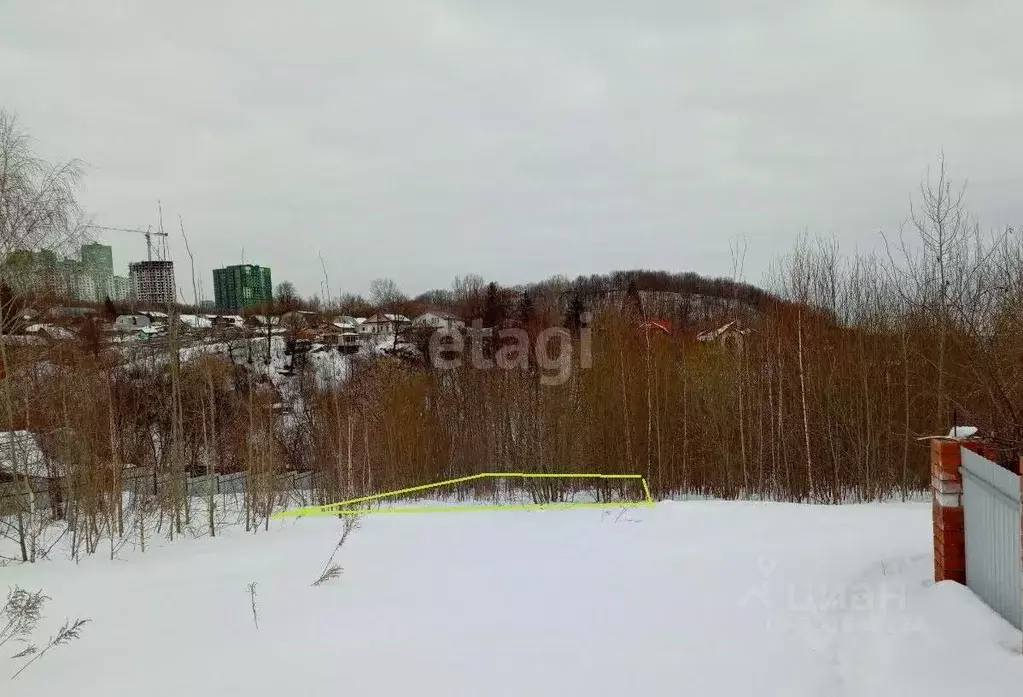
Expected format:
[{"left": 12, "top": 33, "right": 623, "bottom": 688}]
[
  {"left": 219, "top": 472, "right": 247, "bottom": 495},
  {"left": 294, "top": 471, "right": 314, "bottom": 491},
  {"left": 275, "top": 472, "right": 296, "bottom": 490},
  {"left": 187, "top": 474, "right": 218, "bottom": 497},
  {"left": 960, "top": 447, "right": 1021, "bottom": 629},
  {"left": 123, "top": 467, "right": 156, "bottom": 496}
]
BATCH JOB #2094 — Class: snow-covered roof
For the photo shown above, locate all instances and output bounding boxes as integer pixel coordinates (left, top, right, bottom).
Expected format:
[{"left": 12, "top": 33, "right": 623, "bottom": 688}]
[
  {"left": 415, "top": 311, "right": 463, "bottom": 322},
  {"left": 24, "top": 323, "right": 75, "bottom": 340},
  {"left": 365, "top": 313, "right": 410, "bottom": 324},
  {"left": 697, "top": 321, "right": 751, "bottom": 342},
  {"left": 0, "top": 431, "right": 51, "bottom": 478},
  {"left": 178, "top": 314, "right": 213, "bottom": 328}
]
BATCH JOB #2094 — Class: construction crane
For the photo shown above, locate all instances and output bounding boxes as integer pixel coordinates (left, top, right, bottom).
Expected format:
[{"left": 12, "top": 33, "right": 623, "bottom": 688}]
[{"left": 85, "top": 225, "right": 169, "bottom": 262}]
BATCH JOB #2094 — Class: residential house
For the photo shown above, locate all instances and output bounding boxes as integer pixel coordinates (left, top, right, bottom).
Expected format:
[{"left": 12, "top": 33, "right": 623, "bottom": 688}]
[
  {"left": 697, "top": 320, "right": 752, "bottom": 350},
  {"left": 362, "top": 313, "right": 411, "bottom": 335},
  {"left": 0, "top": 430, "right": 59, "bottom": 516},
  {"left": 331, "top": 315, "right": 359, "bottom": 330},
  {"left": 413, "top": 311, "right": 465, "bottom": 330},
  {"left": 209, "top": 314, "right": 244, "bottom": 329},
  {"left": 177, "top": 314, "right": 213, "bottom": 330},
  {"left": 331, "top": 316, "right": 362, "bottom": 346},
  {"left": 111, "top": 314, "right": 167, "bottom": 340},
  {"left": 278, "top": 310, "right": 321, "bottom": 333},
  {"left": 247, "top": 314, "right": 280, "bottom": 328},
  {"left": 24, "top": 323, "right": 75, "bottom": 340},
  {"left": 113, "top": 314, "right": 152, "bottom": 332}
]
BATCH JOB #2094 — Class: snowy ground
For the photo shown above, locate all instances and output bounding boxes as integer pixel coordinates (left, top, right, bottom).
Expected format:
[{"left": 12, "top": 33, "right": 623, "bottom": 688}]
[{"left": 4, "top": 501, "right": 1022, "bottom": 696}]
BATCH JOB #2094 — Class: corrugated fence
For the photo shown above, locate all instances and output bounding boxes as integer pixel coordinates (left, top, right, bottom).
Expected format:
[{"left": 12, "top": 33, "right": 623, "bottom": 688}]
[{"left": 960, "top": 448, "right": 1022, "bottom": 629}]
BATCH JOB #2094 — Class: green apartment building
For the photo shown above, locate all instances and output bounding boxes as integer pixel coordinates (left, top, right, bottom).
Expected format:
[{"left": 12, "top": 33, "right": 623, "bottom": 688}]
[
  {"left": 213, "top": 264, "right": 273, "bottom": 310},
  {"left": 81, "top": 243, "right": 113, "bottom": 276}
]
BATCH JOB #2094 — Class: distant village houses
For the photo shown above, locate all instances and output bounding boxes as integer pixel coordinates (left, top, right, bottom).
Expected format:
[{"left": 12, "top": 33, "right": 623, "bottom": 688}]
[
  {"left": 361, "top": 313, "right": 411, "bottom": 335},
  {"left": 413, "top": 311, "right": 465, "bottom": 330},
  {"left": 696, "top": 320, "right": 752, "bottom": 350}
]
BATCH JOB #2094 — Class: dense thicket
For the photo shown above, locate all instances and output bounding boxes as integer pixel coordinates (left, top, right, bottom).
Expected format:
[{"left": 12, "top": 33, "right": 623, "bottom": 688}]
[{"left": 3, "top": 109, "right": 1020, "bottom": 563}]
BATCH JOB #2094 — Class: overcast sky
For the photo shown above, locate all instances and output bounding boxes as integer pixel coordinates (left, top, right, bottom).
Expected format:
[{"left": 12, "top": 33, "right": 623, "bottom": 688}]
[{"left": 2, "top": 0, "right": 1022, "bottom": 301}]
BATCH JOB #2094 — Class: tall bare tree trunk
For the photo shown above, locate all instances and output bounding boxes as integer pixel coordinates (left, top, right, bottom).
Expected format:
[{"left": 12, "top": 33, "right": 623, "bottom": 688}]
[{"left": 797, "top": 311, "right": 814, "bottom": 501}]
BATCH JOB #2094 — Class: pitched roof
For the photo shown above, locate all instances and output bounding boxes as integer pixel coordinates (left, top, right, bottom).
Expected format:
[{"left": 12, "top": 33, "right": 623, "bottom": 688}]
[
  {"left": 696, "top": 321, "right": 752, "bottom": 342},
  {"left": 416, "top": 310, "right": 463, "bottom": 321},
  {"left": 365, "top": 313, "right": 410, "bottom": 323},
  {"left": 0, "top": 431, "right": 51, "bottom": 478}
]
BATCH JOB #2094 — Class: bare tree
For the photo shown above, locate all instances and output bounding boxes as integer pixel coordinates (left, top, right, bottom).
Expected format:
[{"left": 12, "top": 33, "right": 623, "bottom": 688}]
[
  {"left": 451, "top": 273, "right": 486, "bottom": 319},
  {"left": 369, "top": 277, "right": 407, "bottom": 349},
  {"left": 883, "top": 153, "right": 974, "bottom": 430},
  {"left": 0, "top": 109, "right": 87, "bottom": 260},
  {"left": 369, "top": 277, "right": 403, "bottom": 308},
  {"left": 275, "top": 281, "right": 298, "bottom": 311},
  {"left": 0, "top": 109, "right": 88, "bottom": 561}
]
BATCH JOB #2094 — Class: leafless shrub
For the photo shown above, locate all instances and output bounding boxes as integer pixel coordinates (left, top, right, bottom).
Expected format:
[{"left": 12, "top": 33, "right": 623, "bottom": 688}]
[
  {"left": 246, "top": 582, "right": 259, "bottom": 629},
  {"left": 10, "top": 617, "right": 90, "bottom": 680},
  {"left": 0, "top": 587, "right": 48, "bottom": 650},
  {"left": 2, "top": 586, "right": 89, "bottom": 681},
  {"left": 312, "top": 513, "right": 360, "bottom": 587}
]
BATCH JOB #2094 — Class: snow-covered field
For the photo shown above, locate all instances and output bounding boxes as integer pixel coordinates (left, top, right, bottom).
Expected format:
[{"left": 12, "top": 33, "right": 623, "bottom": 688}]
[{"left": 4, "top": 501, "right": 1022, "bottom": 696}]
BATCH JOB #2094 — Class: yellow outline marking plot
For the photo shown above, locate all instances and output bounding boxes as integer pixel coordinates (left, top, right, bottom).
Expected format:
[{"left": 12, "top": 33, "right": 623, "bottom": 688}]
[{"left": 272, "top": 472, "right": 655, "bottom": 519}]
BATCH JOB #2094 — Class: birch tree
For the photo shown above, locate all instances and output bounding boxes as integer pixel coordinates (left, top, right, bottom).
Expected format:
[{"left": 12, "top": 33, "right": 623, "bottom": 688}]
[{"left": 0, "top": 109, "right": 87, "bottom": 561}]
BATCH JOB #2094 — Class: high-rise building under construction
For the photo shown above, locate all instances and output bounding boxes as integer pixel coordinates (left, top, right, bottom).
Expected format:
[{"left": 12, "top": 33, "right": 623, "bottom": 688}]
[{"left": 129, "top": 260, "right": 176, "bottom": 306}]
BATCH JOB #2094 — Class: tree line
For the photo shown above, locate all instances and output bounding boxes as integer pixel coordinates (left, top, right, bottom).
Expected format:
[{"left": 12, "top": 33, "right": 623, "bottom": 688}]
[{"left": 2, "top": 107, "right": 1022, "bottom": 564}]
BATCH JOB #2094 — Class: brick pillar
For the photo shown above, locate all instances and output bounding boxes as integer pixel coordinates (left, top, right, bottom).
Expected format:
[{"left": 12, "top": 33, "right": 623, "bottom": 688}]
[
  {"left": 932, "top": 438, "right": 998, "bottom": 584},
  {"left": 932, "top": 439, "right": 966, "bottom": 583}
]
